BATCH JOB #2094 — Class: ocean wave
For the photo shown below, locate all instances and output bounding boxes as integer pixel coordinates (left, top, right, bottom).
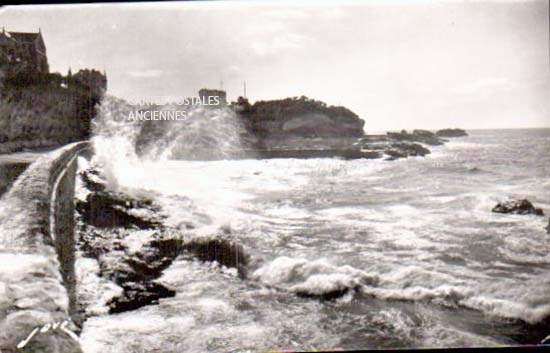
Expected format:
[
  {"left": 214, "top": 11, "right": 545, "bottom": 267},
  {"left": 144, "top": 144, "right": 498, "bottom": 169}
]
[
  {"left": 360, "top": 285, "right": 473, "bottom": 305},
  {"left": 360, "top": 283, "right": 550, "bottom": 325},
  {"left": 420, "top": 323, "right": 502, "bottom": 347},
  {"left": 443, "top": 141, "right": 498, "bottom": 150},
  {"left": 251, "top": 256, "right": 378, "bottom": 297},
  {"left": 460, "top": 296, "right": 550, "bottom": 325},
  {"left": 250, "top": 256, "right": 550, "bottom": 325}
]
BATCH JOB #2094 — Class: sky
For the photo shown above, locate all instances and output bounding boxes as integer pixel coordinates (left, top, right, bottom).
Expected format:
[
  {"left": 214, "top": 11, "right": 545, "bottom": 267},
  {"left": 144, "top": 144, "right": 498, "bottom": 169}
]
[{"left": 0, "top": 0, "right": 548, "bottom": 131}]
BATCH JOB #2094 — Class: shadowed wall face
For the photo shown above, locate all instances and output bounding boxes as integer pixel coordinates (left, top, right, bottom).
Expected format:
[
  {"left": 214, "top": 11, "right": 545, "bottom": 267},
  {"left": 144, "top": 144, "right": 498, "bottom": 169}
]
[
  {"left": 54, "top": 157, "right": 78, "bottom": 318},
  {"left": 0, "top": 162, "right": 28, "bottom": 197}
]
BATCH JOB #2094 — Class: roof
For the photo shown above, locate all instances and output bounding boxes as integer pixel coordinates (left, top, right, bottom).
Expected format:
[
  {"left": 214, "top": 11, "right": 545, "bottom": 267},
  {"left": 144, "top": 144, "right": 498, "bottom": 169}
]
[
  {"left": 0, "top": 32, "right": 15, "bottom": 45},
  {"left": 8, "top": 32, "right": 41, "bottom": 43}
]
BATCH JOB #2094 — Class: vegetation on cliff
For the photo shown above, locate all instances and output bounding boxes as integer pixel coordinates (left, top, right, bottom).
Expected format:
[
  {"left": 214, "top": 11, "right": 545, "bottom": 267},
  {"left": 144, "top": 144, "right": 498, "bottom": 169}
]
[{"left": 234, "top": 95, "right": 365, "bottom": 138}]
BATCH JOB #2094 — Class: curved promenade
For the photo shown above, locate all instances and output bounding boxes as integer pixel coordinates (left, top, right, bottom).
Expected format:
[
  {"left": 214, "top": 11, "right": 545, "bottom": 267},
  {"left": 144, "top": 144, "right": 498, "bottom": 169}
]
[{"left": 0, "top": 142, "right": 89, "bottom": 353}]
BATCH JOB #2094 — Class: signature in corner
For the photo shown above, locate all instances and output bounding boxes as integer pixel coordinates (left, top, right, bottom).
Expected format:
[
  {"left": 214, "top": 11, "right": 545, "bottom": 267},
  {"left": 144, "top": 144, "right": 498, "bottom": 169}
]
[{"left": 17, "top": 318, "right": 79, "bottom": 350}]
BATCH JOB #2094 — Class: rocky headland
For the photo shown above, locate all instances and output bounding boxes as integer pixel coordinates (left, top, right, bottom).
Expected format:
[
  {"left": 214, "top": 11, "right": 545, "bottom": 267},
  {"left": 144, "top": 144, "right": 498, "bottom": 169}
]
[
  {"left": 132, "top": 90, "right": 468, "bottom": 161},
  {"left": 233, "top": 95, "right": 365, "bottom": 139}
]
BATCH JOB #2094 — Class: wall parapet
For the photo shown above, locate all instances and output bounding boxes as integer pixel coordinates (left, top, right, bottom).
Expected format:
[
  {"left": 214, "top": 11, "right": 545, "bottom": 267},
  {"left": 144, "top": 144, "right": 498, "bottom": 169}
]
[{"left": 0, "top": 141, "right": 89, "bottom": 353}]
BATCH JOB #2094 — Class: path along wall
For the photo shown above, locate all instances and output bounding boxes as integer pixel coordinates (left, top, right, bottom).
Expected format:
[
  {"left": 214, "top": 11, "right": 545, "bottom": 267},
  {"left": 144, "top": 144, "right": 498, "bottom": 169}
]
[{"left": 0, "top": 142, "right": 90, "bottom": 353}]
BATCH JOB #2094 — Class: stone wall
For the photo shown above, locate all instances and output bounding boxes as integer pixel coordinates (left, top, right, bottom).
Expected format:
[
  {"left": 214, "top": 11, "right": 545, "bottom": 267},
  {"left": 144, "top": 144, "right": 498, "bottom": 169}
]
[{"left": 0, "top": 141, "right": 89, "bottom": 353}]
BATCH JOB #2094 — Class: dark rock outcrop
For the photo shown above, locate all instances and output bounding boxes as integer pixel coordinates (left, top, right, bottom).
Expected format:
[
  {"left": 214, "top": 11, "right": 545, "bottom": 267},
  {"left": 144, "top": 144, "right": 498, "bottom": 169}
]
[
  {"left": 109, "top": 282, "right": 176, "bottom": 314},
  {"left": 78, "top": 227, "right": 180, "bottom": 314},
  {"left": 296, "top": 286, "right": 359, "bottom": 301},
  {"left": 492, "top": 199, "right": 544, "bottom": 216},
  {"left": 386, "top": 130, "right": 444, "bottom": 146},
  {"left": 76, "top": 191, "right": 163, "bottom": 229},
  {"left": 79, "top": 168, "right": 106, "bottom": 192},
  {"left": 103, "top": 233, "right": 183, "bottom": 313},
  {"left": 76, "top": 173, "right": 251, "bottom": 315},
  {"left": 183, "top": 237, "right": 250, "bottom": 279},
  {"left": 75, "top": 186, "right": 178, "bottom": 314},
  {"left": 353, "top": 136, "right": 431, "bottom": 161},
  {"left": 436, "top": 128, "right": 468, "bottom": 138},
  {"left": 385, "top": 142, "right": 431, "bottom": 160}
]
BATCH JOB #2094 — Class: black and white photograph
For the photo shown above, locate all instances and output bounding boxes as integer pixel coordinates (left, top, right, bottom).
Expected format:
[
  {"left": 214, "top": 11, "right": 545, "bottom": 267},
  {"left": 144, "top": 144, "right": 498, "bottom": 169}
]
[{"left": 0, "top": 0, "right": 549, "bottom": 352}]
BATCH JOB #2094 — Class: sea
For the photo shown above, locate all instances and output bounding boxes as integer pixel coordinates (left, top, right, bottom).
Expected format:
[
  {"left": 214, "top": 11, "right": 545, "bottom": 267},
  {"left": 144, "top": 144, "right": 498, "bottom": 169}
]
[{"left": 77, "top": 98, "right": 550, "bottom": 352}]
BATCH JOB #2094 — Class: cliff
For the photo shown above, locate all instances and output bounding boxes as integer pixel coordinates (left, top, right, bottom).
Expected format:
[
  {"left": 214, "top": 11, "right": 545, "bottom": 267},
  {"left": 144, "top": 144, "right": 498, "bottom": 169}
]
[
  {"left": 0, "top": 72, "right": 104, "bottom": 154},
  {"left": 233, "top": 95, "right": 365, "bottom": 139}
]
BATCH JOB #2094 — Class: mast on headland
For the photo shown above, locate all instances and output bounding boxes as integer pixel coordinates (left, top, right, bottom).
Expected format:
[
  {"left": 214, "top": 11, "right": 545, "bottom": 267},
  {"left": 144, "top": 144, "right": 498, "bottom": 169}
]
[
  {"left": 243, "top": 80, "right": 247, "bottom": 98},
  {"left": 220, "top": 79, "right": 224, "bottom": 91}
]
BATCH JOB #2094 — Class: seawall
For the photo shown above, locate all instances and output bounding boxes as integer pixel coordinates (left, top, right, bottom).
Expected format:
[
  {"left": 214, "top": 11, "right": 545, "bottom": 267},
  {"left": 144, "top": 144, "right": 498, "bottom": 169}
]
[
  {"left": 0, "top": 150, "right": 54, "bottom": 197},
  {"left": 0, "top": 142, "right": 90, "bottom": 353}
]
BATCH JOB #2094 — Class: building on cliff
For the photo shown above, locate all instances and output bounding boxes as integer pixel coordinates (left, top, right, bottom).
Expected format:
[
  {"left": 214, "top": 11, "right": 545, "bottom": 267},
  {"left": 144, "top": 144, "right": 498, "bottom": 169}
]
[
  {"left": 198, "top": 88, "right": 227, "bottom": 106},
  {"left": 0, "top": 28, "right": 49, "bottom": 74}
]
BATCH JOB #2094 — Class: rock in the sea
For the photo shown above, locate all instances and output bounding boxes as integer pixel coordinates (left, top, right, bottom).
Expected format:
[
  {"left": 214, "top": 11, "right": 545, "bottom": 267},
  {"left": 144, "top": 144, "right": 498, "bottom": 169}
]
[
  {"left": 546, "top": 218, "right": 550, "bottom": 234},
  {"left": 108, "top": 282, "right": 176, "bottom": 313},
  {"left": 79, "top": 167, "right": 107, "bottom": 192},
  {"left": 76, "top": 191, "right": 162, "bottom": 229},
  {"left": 492, "top": 199, "right": 544, "bottom": 216},
  {"left": 296, "top": 286, "right": 359, "bottom": 301},
  {"left": 80, "top": 231, "right": 183, "bottom": 314},
  {"left": 76, "top": 187, "right": 181, "bottom": 314},
  {"left": 393, "top": 142, "right": 431, "bottom": 156},
  {"left": 387, "top": 130, "right": 444, "bottom": 146},
  {"left": 436, "top": 128, "right": 468, "bottom": 137},
  {"left": 183, "top": 237, "right": 250, "bottom": 279},
  {"left": 384, "top": 149, "right": 408, "bottom": 161}
]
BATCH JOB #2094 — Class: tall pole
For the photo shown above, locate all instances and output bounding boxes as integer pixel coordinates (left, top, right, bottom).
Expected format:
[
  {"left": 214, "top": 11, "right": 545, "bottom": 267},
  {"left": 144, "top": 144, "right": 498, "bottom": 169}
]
[{"left": 244, "top": 80, "right": 247, "bottom": 98}]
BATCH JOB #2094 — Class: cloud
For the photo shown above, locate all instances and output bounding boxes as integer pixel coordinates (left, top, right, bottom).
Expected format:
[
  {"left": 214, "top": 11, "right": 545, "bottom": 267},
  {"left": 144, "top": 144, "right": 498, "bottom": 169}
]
[
  {"left": 262, "top": 8, "right": 310, "bottom": 20},
  {"left": 244, "top": 16, "right": 312, "bottom": 56},
  {"left": 452, "top": 77, "right": 513, "bottom": 94},
  {"left": 249, "top": 31, "right": 312, "bottom": 56},
  {"left": 127, "top": 69, "right": 164, "bottom": 78},
  {"left": 224, "top": 65, "right": 242, "bottom": 75}
]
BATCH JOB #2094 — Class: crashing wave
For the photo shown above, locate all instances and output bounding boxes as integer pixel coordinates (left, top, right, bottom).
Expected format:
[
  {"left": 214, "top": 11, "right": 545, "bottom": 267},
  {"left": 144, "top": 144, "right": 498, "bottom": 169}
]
[{"left": 251, "top": 256, "right": 378, "bottom": 299}]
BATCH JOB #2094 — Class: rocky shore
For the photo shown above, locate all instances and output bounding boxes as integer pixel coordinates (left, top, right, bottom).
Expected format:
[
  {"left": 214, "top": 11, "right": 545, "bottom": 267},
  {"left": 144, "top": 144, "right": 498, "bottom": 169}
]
[
  {"left": 75, "top": 158, "right": 383, "bottom": 322},
  {"left": 75, "top": 167, "right": 249, "bottom": 319},
  {"left": 234, "top": 96, "right": 467, "bottom": 161},
  {"left": 248, "top": 128, "right": 464, "bottom": 161}
]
